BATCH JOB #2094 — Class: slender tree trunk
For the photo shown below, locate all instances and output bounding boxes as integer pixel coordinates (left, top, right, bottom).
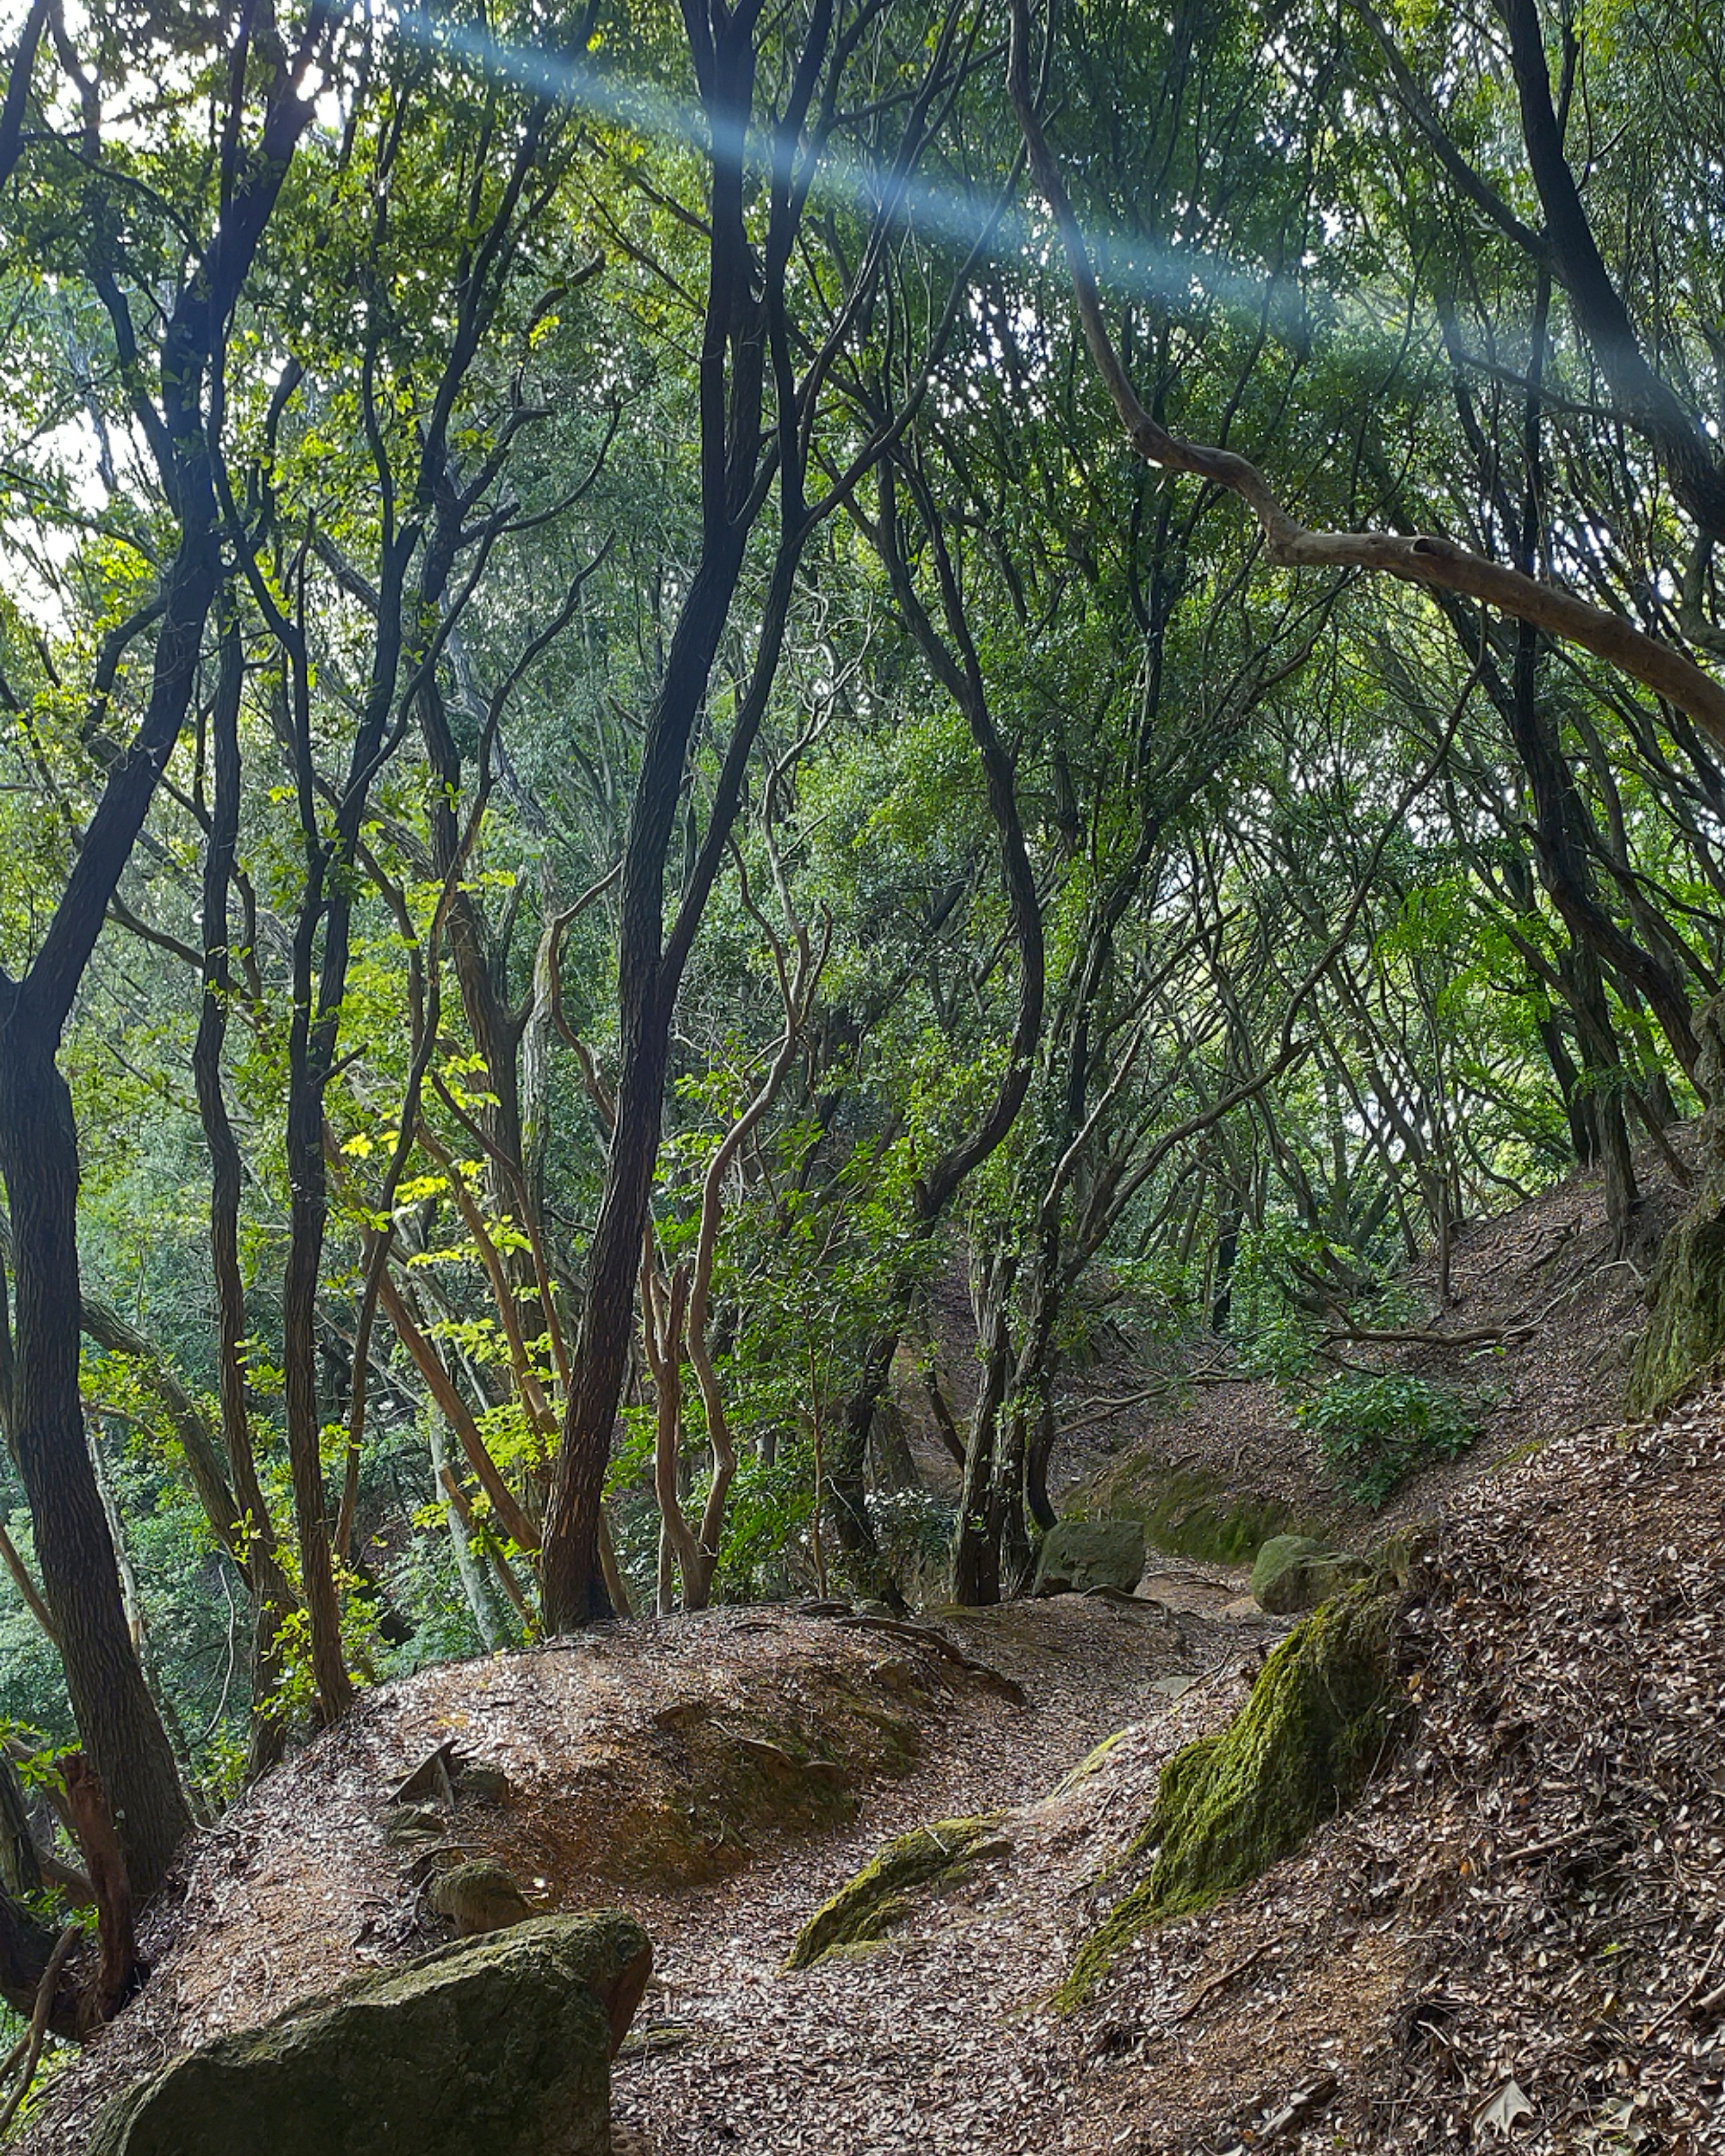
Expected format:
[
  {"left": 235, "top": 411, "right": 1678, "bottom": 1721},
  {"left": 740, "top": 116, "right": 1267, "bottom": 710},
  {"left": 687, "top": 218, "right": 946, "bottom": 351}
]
[
  {"left": 0, "top": 13, "right": 321, "bottom": 1886},
  {"left": 430, "top": 1418, "right": 505, "bottom": 1652},
  {"left": 0, "top": 1016, "right": 190, "bottom": 1895},
  {"left": 192, "top": 604, "right": 292, "bottom": 1770},
  {"left": 281, "top": 1055, "right": 353, "bottom": 1722},
  {"left": 541, "top": 524, "right": 753, "bottom": 1630},
  {"left": 1211, "top": 1206, "right": 1241, "bottom": 1332},
  {"left": 1534, "top": 1006, "right": 1593, "bottom": 1163},
  {"left": 545, "top": 976, "right": 681, "bottom": 1626},
  {"left": 828, "top": 1330, "right": 909, "bottom": 1609},
  {"left": 1570, "top": 945, "right": 1640, "bottom": 1252},
  {"left": 951, "top": 1250, "right": 1016, "bottom": 1606},
  {"left": 1023, "top": 1387, "right": 1058, "bottom": 1540}
]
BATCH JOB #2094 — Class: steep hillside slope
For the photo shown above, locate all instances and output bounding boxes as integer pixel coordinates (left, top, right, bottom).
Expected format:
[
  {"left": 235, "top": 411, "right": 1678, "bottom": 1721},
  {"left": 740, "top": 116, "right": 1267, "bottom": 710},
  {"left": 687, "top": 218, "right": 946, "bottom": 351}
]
[
  {"left": 1062, "top": 1145, "right": 1691, "bottom": 1559},
  {"left": 27, "top": 1163, "right": 1725, "bottom": 2156},
  {"left": 617, "top": 1399, "right": 1725, "bottom": 2155}
]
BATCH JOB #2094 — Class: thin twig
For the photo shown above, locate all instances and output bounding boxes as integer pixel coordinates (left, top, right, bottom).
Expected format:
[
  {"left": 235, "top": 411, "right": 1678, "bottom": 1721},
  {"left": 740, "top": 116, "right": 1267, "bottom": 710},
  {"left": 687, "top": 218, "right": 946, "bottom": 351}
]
[{"left": 0, "top": 1921, "right": 79, "bottom": 2132}]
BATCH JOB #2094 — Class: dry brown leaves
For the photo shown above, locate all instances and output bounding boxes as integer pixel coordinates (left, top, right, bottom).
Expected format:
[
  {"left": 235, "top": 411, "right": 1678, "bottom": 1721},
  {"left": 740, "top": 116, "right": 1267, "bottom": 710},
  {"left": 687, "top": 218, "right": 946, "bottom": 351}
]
[{"left": 1060, "top": 1395, "right": 1725, "bottom": 2155}]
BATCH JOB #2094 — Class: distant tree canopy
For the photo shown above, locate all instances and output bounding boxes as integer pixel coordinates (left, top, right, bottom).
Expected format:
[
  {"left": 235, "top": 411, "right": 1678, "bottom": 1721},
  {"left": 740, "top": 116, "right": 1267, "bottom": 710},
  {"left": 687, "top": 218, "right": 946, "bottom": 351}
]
[{"left": 0, "top": 0, "right": 1722, "bottom": 1901}]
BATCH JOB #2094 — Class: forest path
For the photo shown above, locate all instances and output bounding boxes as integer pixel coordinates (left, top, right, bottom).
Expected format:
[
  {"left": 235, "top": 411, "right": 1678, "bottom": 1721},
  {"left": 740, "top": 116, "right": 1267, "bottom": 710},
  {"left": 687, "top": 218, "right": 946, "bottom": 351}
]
[
  {"left": 21, "top": 1589, "right": 1261, "bottom": 2155},
  {"left": 613, "top": 1583, "right": 1271, "bottom": 2156}
]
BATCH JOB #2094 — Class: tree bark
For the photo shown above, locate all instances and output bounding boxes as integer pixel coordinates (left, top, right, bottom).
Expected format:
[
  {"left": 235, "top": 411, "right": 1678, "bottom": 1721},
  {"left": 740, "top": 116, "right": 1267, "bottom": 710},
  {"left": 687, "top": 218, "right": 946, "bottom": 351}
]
[
  {"left": 951, "top": 1250, "right": 1016, "bottom": 1605},
  {"left": 1498, "top": 0, "right": 1725, "bottom": 545},
  {"left": 0, "top": 1021, "right": 190, "bottom": 1896},
  {"left": 1005, "top": 0, "right": 1725, "bottom": 755}
]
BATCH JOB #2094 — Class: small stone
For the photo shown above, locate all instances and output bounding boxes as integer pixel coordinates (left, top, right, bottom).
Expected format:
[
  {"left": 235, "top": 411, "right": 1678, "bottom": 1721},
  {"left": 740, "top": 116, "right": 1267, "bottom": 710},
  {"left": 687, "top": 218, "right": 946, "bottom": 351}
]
[
  {"left": 382, "top": 1805, "right": 445, "bottom": 1844},
  {"left": 430, "top": 1858, "right": 534, "bottom": 1936},
  {"left": 456, "top": 1760, "right": 512, "bottom": 1804}
]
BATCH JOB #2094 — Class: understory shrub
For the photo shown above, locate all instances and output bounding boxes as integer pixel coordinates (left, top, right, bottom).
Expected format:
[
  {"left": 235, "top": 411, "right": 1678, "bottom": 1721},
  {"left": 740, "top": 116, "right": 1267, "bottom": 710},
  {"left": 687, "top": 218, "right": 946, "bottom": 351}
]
[{"left": 1298, "top": 1372, "right": 1482, "bottom": 1507}]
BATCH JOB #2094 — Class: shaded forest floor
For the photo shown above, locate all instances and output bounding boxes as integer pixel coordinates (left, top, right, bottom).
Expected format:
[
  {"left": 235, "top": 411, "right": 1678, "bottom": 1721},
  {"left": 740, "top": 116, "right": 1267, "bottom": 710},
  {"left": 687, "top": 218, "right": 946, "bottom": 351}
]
[
  {"left": 28, "top": 1149, "right": 1725, "bottom": 2152},
  {"left": 24, "top": 1595, "right": 1276, "bottom": 2152},
  {"left": 620, "top": 1399, "right": 1725, "bottom": 2156}
]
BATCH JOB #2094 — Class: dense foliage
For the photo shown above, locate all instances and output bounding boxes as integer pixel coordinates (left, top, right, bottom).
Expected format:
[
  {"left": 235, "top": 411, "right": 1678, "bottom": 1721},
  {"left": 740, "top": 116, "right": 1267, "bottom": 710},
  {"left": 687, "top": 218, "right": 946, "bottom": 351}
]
[{"left": 0, "top": 0, "right": 1721, "bottom": 1858}]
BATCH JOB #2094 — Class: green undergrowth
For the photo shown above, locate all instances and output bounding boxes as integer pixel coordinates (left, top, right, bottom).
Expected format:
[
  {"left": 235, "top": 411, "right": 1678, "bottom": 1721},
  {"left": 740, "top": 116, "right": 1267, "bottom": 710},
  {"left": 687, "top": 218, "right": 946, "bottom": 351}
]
[
  {"left": 1297, "top": 1372, "right": 1483, "bottom": 1507},
  {"left": 784, "top": 1816, "right": 1010, "bottom": 1970},
  {"left": 1058, "top": 1583, "right": 1405, "bottom": 2006}
]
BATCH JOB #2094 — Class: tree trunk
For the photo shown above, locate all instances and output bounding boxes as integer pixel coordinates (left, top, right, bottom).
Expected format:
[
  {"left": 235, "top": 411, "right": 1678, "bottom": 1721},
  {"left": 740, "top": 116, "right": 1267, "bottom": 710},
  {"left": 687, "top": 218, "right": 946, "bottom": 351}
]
[
  {"left": 281, "top": 1058, "right": 354, "bottom": 1723},
  {"left": 192, "top": 604, "right": 292, "bottom": 1767},
  {"left": 0, "top": 1881, "right": 74, "bottom": 2034},
  {"left": 951, "top": 1250, "right": 1016, "bottom": 1607},
  {"left": 543, "top": 976, "right": 680, "bottom": 1627},
  {"left": 430, "top": 1417, "right": 506, "bottom": 1652},
  {"left": 828, "top": 1330, "right": 909, "bottom": 1610},
  {"left": 0, "top": 1019, "right": 191, "bottom": 1895}
]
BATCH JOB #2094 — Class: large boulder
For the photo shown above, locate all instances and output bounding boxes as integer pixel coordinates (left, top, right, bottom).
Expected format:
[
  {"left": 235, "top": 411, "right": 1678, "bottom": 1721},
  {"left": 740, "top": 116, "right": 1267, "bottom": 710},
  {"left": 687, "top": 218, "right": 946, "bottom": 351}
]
[
  {"left": 90, "top": 1911, "right": 650, "bottom": 2156},
  {"left": 1033, "top": 1518, "right": 1146, "bottom": 1597},
  {"left": 1250, "top": 1533, "right": 1371, "bottom": 1615}
]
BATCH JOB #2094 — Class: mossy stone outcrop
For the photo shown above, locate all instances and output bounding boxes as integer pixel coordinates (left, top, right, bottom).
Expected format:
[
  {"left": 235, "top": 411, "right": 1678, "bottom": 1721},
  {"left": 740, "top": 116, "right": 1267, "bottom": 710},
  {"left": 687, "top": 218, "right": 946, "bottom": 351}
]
[
  {"left": 89, "top": 1911, "right": 651, "bottom": 2156},
  {"left": 1062, "top": 1585, "right": 1403, "bottom": 2002},
  {"left": 784, "top": 1817, "right": 1010, "bottom": 1969},
  {"left": 1033, "top": 1518, "right": 1146, "bottom": 1596},
  {"left": 1630, "top": 995, "right": 1725, "bottom": 1416},
  {"left": 1629, "top": 1192, "right": 1725, "bottom": 1417},
  {"left": 1250, "top": 1533, "right": 1371, "bottom": 1614}
]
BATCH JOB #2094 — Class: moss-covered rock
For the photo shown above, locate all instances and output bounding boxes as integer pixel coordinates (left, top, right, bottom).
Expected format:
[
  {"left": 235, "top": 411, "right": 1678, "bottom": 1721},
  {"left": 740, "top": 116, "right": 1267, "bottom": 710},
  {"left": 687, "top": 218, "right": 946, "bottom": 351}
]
[
  {"left": 1629, "top": 1198, "right": 1725, "bottom": 1416},
  {"left": 429, "top": 1857, "right": 534, "bottom": 1935},
  {"left": 1060, "top": 1585, "right": 1404, "bottom": 2003},
  {"left": 1033, "top": 1518, "right": 1146, "bottom": 1595},
  {"left": 1250, "top": 1533, "right": 1371, "bottom": 1614},
  {"left": 784, "top": 1817, "right": 1011, "bottom": 1970},
  {"left": 1629, "top": 997, "right": 1725, "bottom": 1416},
  {"left": 89, "top": 1911, "right": 651, "bottom": 2156},
  {"left": 1084, "top": 1452, "right": 1305, "bottom": 1565}
]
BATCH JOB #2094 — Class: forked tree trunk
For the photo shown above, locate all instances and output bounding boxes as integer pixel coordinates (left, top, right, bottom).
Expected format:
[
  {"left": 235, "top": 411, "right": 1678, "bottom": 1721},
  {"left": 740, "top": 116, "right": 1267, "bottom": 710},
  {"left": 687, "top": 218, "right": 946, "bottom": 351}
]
[{"left": 951, "top": 1250, "right": 1016, "bottom": 1605}]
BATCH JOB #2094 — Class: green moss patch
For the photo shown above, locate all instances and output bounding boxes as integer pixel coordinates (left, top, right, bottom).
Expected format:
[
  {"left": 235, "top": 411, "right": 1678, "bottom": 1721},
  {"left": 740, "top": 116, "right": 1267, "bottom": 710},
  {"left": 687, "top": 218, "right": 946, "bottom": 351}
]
[
  {"left": 784, "top": 1817, "right": 1010, "bottom": 1970},
  {"left": 1628, "top": 999, "right": 1725, "bottom": 1417},
  {"left": 1059, "top": 1585, "right": 1404, "bottom": 2004},
  {"left": 628, "top": 1690, "right": 924, "bottom": 1886},
  {"left": 1085, "top": 1454, "right": 1303, "bottom": 1565},
  {"left": 1048, "top": 1729, "right": 1131, "bottom": 1799},
  {"left": 1628, "top": 1197, "right": 1725, "bottom": 1417}
]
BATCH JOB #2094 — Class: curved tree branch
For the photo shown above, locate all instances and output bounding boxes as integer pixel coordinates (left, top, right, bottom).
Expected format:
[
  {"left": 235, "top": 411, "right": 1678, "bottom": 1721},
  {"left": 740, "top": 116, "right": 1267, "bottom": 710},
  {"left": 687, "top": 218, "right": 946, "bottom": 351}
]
[{"left": 1004, "top": 0, "right": 1725, "bottom": 752}]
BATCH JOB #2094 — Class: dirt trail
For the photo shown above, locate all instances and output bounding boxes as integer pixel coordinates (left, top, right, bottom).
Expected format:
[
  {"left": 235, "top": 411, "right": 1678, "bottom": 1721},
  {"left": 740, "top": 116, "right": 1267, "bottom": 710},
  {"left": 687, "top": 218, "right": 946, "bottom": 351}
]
[
  {"left": 31, "top": 1383, "right": 1725, "bottom": 2156},
  {"left": 33, "top": 1162, "right": 1716, "bottom": 2155},
  {"left": 24, "top": 1592, "right": 1264, "bottom": 2154},
  {"left": 613, "top": 1591, "right": 1271, "bottom": 2156},
  {"left": 623, "top": 1398, "right": 1725, "bottom": 2156}
]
